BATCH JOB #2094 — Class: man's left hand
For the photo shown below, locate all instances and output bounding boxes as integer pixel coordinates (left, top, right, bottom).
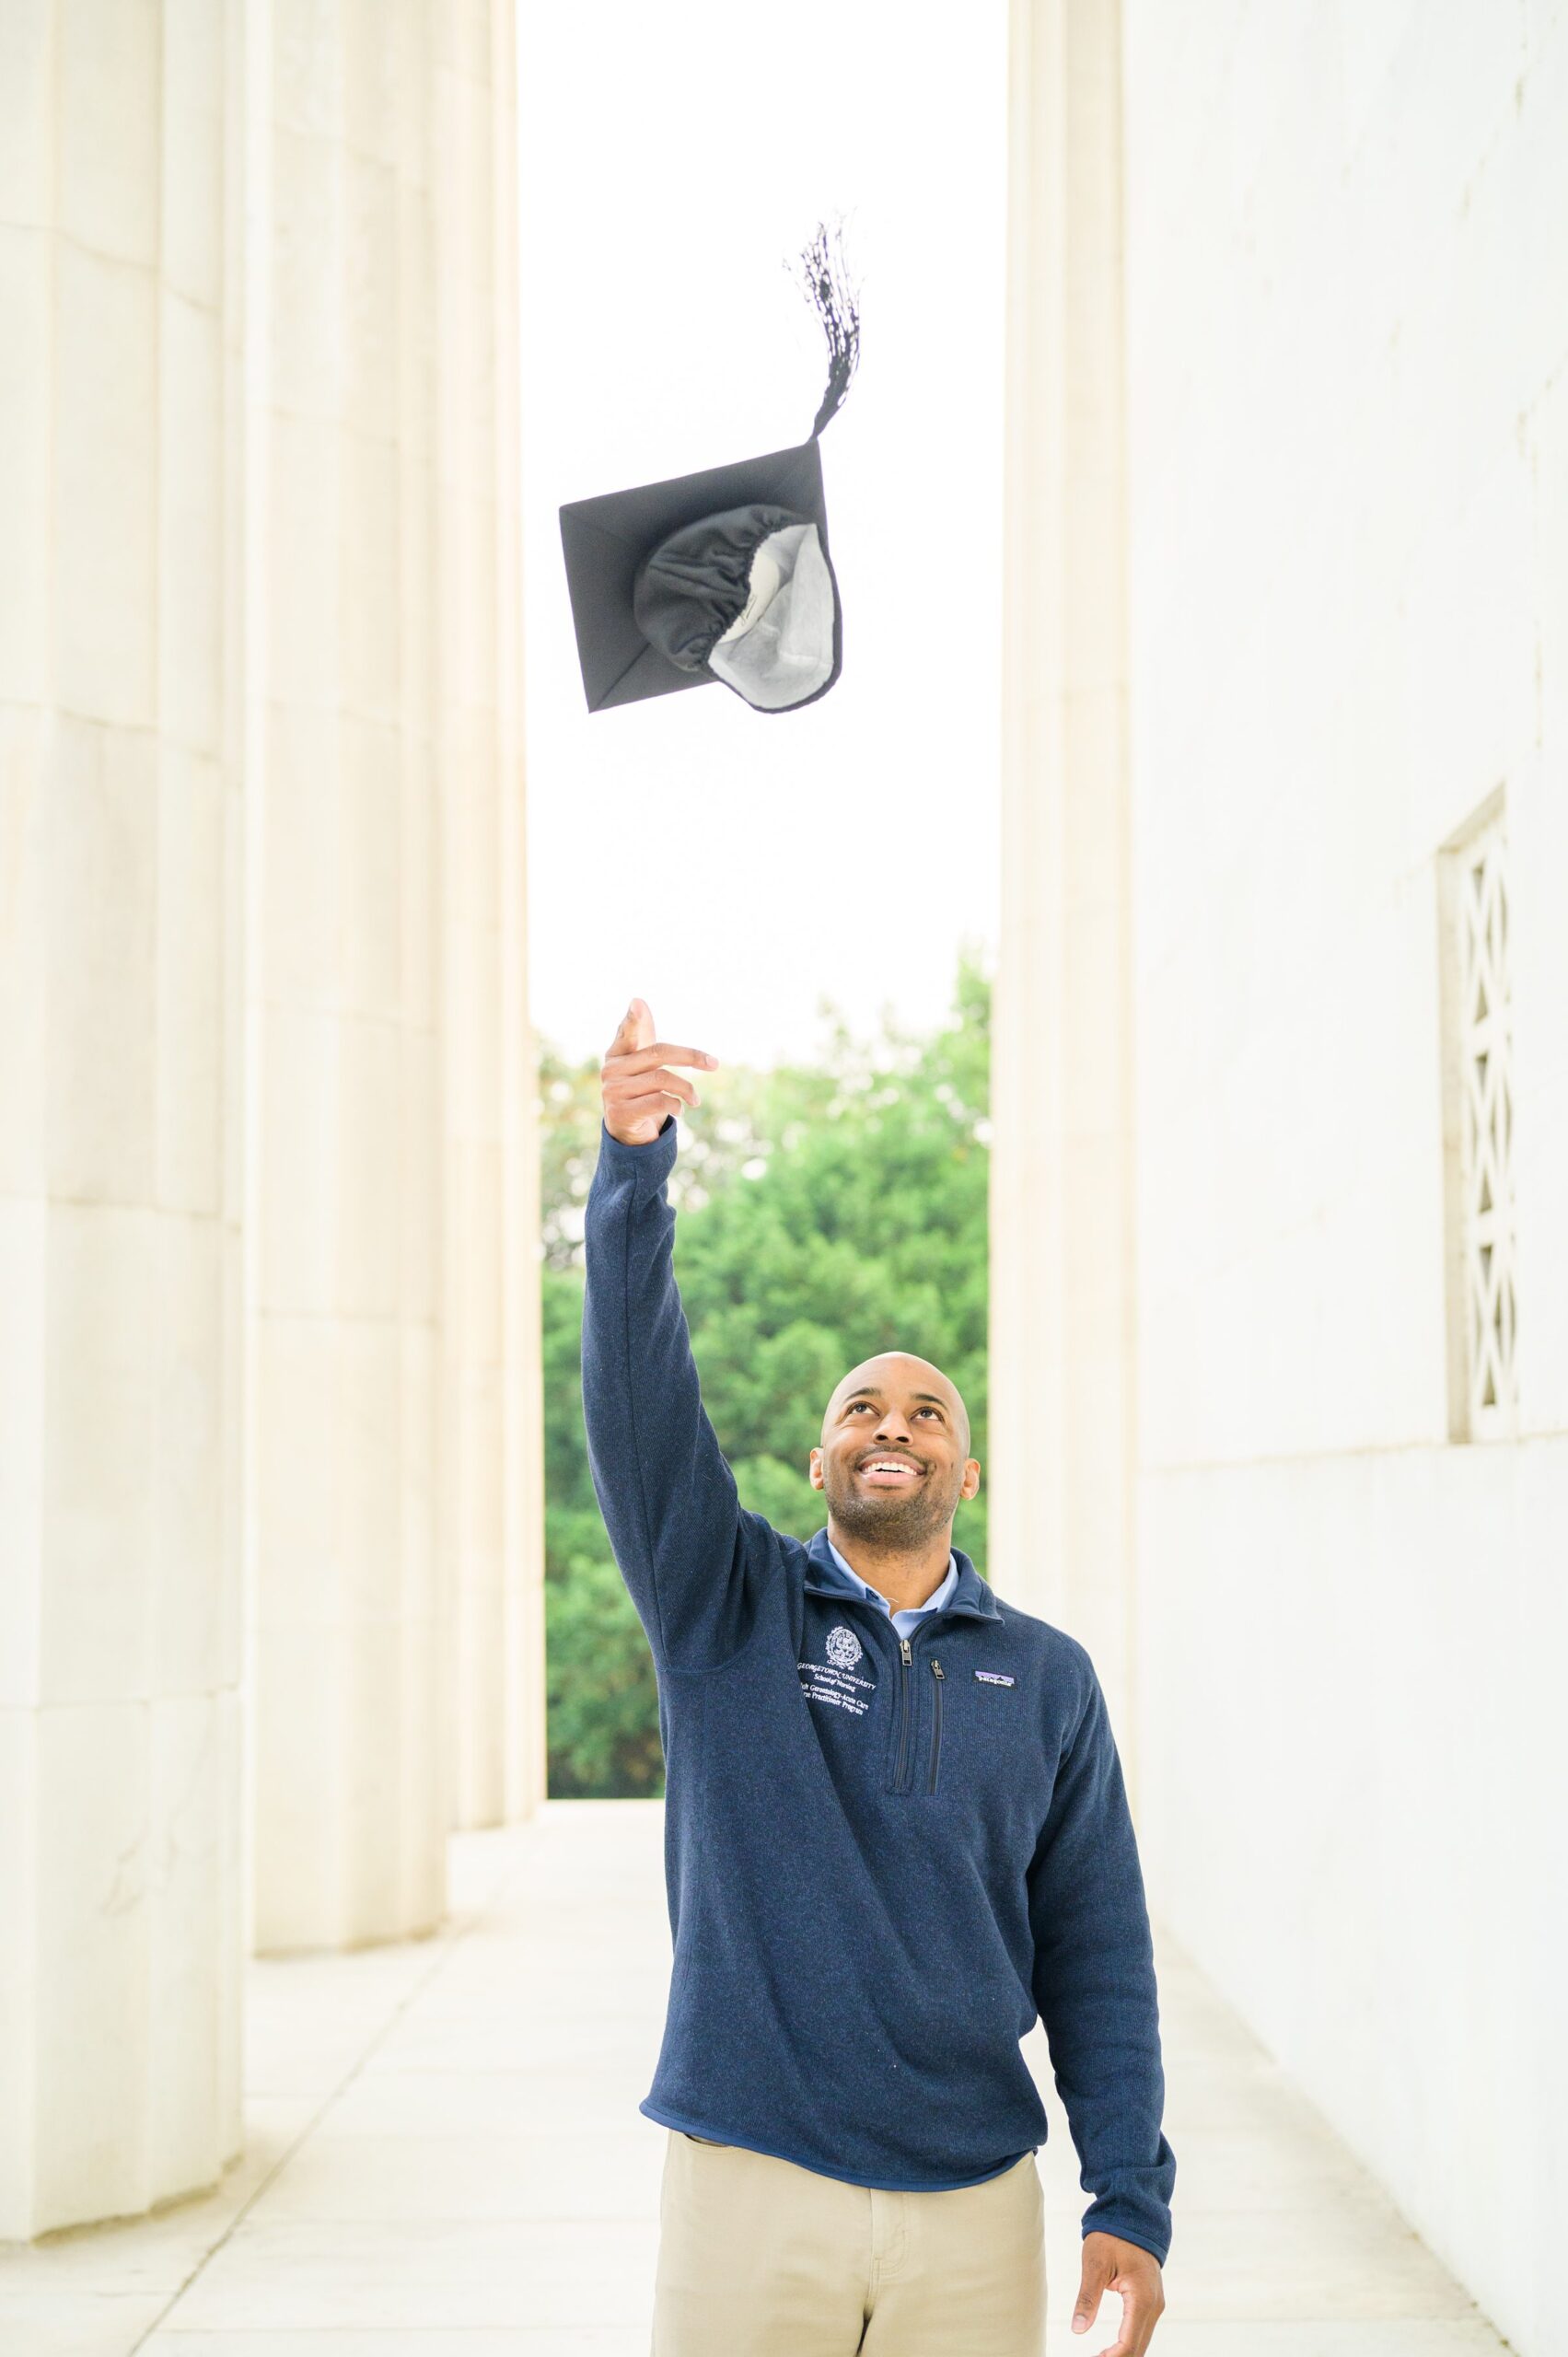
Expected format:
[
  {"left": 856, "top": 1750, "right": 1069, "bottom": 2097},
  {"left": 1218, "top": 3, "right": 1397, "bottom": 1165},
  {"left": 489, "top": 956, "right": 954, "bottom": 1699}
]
[{"left": 1070, "top": 2231, "right": 1165, "bottom": 2354}]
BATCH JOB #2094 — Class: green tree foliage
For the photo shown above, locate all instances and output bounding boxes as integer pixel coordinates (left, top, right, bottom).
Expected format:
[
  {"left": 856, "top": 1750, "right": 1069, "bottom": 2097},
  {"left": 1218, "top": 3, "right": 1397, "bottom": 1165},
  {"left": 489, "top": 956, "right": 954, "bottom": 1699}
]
[{"left": 540, "top": 949, "right": 992, "bottom": 1798}]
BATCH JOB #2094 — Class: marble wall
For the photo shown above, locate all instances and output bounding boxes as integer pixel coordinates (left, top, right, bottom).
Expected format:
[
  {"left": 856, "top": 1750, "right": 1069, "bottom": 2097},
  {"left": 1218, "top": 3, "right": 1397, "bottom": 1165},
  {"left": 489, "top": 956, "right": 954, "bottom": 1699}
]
[
  {"left": 1121, "top": 8, "right": 1567, "bottom": 2346},
  {"left": 996, "top": 4, "right": 1568, "bottom": 2350},
  {"left": 0, "top": 0, "right": 540, "bottom": 2238}
]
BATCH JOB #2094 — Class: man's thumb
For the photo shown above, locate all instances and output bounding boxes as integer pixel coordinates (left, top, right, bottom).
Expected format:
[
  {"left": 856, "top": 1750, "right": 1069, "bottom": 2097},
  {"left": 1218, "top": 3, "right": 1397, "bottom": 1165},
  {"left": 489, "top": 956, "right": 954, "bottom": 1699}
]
[
  {"left": 616, "top": 996, "right": 653, "bottom": 1045},
  {"left": 1072, "top": 2253, "right": 1109, "bottom": 2333}
]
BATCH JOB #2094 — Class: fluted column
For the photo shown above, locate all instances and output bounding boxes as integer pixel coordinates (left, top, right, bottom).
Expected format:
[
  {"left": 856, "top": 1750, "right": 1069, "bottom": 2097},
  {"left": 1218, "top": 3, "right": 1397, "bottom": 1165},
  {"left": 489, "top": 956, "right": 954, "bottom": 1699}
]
[
  {"left": 245, "top": 0, "right": 448, "bottom": 1951},
  {"left": 991, "top": 0, "right": 1139, "bottom": 1760},
  {"left": 0, "top": 0, "right": 244, "bottom": 2235},
  {"left": 434, "top": 6, "right": 545, "bottom": 1829}
]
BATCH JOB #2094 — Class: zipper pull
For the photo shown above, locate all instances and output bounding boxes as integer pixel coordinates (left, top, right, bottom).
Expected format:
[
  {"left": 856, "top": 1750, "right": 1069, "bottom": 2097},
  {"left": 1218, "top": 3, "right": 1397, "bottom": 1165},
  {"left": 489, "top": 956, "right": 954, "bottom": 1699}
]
[
  {"left": 932, "top": 1658, "right": 945, "bottom": 1678},
  {"left": 900, "top": 1637, "right": 912, "bottom": 1666}
]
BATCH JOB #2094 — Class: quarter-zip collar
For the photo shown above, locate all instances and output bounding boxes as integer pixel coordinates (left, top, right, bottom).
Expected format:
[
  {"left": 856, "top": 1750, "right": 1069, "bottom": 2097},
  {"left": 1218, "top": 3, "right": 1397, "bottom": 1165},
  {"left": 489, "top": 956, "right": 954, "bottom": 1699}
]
[
  {"left": 825, "top": 1535, "right": 959, "bottom": 1633},
  {"left": 803, "top": 1526, "right": 1004, "bottom": 1622}
]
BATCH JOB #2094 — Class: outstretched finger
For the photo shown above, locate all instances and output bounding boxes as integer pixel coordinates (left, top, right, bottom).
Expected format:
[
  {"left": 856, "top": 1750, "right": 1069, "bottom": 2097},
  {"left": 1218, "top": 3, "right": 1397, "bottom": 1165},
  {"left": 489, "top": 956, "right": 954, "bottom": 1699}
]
[{"left": 610, "top": 1040, "right": 718, "bottom": 1074}]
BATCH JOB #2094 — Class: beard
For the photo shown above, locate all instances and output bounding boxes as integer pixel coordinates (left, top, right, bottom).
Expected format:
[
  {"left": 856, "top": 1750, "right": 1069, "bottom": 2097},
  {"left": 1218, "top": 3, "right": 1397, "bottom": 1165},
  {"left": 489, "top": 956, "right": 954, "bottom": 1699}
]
[{"left": 825, "top": 1459, "right": 957, "bottom": 1551}]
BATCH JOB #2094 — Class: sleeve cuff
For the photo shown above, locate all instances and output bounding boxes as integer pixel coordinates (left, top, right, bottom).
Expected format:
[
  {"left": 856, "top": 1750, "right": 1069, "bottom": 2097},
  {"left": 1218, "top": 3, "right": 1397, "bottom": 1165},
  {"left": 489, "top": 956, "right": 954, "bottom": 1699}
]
[
  {"left": 598, "top": 1112, "right": 676, "bottom": 1152},
  {"left": 1083, "top": 2219, "right": 1168, "bottom": 2268},
  {"left": 597, "top": 1113, "right": 679, "bottom": 1190}
]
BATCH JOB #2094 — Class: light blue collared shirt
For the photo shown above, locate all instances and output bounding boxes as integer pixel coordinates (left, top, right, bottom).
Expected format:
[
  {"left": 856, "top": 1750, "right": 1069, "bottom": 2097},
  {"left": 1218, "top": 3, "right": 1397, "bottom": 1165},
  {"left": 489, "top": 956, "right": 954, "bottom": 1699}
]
[{"left": 826, "top": 1537, "right": 960, "bottom": 1641}]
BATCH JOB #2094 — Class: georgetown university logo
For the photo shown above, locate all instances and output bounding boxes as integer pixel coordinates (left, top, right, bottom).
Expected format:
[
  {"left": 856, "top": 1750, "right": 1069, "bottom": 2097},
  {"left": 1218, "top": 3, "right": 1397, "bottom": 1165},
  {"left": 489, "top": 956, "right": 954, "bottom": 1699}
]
[{"left": 800, "top": 1621, "right": 873, "bottom": 1718}]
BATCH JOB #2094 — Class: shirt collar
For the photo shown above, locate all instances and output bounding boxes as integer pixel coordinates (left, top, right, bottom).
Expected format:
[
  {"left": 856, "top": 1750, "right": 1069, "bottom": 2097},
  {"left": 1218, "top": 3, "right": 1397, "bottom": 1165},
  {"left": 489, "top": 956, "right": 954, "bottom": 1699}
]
[
  {"left": 825, "top": 1537, "right": 959, "bottom": 1619},
  {"left": 803, "top": 1526, "right": 1005, "bottom": 1621}
]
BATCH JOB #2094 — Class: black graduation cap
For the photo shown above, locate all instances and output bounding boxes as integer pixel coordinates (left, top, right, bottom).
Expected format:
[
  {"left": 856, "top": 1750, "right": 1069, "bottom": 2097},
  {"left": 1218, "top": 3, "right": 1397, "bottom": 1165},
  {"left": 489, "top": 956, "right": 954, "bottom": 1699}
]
[{"left": 560, "top": 224, "right": 860, "bottom": 717}]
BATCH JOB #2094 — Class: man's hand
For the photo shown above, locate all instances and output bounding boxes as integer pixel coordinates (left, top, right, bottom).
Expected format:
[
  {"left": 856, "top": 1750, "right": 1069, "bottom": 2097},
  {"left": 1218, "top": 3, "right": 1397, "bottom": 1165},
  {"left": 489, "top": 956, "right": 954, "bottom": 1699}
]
[
  {"left": 601, "top": 998, "right": 719, "bottom": 1147},
  {"left": 1071, "top": 2232, "right": 1165, "bottom": 2355}
]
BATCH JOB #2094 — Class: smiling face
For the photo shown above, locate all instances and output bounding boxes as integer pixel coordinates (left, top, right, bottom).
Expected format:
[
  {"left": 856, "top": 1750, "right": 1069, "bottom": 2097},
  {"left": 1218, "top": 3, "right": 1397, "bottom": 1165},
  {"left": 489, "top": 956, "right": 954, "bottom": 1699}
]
[{"left": 809, "top": 1353, "right": 981, "bottom": 1549}]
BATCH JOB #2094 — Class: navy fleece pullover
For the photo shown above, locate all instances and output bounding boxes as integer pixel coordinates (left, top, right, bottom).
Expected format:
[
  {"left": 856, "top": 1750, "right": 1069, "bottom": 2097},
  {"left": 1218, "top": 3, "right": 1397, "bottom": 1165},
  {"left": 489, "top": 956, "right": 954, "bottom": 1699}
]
[{"left": 580, "top": 1112, "right": 1177, "bottom": 2266}]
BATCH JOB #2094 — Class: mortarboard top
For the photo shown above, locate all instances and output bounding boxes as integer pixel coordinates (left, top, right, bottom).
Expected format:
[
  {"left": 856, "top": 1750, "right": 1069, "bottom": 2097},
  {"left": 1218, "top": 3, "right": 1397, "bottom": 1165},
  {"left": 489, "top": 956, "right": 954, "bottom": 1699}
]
[{"left": 559, "top": 223, "right": 859, "bottom": 719}]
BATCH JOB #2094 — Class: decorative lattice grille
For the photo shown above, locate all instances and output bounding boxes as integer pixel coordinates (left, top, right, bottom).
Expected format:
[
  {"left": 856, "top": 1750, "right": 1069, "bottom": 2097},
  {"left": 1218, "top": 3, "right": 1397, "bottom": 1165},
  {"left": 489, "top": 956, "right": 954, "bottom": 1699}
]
[{"left": 1453, "top": 814, "right": 1516, "bottom": 1436}]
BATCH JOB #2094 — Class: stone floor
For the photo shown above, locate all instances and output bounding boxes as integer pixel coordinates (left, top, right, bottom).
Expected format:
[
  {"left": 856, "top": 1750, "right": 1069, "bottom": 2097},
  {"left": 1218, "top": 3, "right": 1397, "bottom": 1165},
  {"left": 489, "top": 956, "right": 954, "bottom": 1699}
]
[{"left": 0, "top": 1799, "right": 1511, "bottom": 2357}]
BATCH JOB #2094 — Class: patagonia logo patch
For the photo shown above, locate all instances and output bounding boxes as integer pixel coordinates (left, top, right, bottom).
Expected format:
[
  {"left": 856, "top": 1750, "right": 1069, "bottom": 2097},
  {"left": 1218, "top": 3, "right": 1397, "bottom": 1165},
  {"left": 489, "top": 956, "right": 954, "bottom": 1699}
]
[{"left": 974, "top": 1670, "right": 1016, "bottom": 1687}]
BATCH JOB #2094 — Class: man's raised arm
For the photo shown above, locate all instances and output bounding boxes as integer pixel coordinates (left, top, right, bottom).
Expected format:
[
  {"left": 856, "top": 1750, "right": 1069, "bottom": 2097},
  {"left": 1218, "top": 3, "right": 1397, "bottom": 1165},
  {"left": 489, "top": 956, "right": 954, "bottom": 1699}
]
[{"left": 580, "top": 997, "right": 753, "bottom": 1673}]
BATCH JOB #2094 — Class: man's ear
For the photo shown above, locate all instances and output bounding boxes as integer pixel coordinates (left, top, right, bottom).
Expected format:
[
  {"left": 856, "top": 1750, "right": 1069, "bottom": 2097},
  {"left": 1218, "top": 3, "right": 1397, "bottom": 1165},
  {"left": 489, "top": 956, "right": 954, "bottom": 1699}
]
[{"left": 808, "top": 1446, "right": 823, "bottom": 1491}]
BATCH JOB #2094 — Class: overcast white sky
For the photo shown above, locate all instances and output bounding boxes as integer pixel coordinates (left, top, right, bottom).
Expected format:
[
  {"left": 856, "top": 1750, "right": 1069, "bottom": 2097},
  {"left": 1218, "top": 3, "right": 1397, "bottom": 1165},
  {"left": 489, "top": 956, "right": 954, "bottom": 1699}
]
[{"left": 516, "top": 1, "right": 1007, "bottom": 1074}]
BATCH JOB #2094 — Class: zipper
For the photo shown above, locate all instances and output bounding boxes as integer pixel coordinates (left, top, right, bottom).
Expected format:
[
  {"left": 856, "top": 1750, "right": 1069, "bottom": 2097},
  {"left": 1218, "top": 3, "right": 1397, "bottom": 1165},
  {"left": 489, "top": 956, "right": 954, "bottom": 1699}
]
[
  {"left": 800, "top": 1580, "right": 987, "bottom": 1799},
  {"left": 927, "top": 1657, "right": 945, "bottom": 1794},
  {"left": 893, "top": 1636, "right": 913, "bottom": 1789}
]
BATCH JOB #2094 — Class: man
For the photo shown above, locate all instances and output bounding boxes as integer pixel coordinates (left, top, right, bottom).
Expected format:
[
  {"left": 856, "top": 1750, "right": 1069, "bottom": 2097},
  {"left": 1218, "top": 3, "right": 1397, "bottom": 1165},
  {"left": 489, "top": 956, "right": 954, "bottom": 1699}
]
[{"left": 581, "top": 999, "right": 1175, "bottom": 2357}]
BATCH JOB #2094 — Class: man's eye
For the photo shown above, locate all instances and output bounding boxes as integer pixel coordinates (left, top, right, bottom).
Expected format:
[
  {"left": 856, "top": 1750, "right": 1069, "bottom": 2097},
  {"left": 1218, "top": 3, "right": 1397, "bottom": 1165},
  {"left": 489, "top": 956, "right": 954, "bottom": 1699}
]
[{"left": 845, "top": 1400, "right": 944, "bottom": 1418}]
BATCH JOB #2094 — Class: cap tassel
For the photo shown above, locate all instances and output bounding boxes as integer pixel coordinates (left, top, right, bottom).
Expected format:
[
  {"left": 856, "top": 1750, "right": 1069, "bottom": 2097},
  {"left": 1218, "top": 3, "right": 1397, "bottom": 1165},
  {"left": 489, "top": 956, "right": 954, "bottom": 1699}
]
[{"left": 794, "top": 220, "right": 861, "bottom": 439}]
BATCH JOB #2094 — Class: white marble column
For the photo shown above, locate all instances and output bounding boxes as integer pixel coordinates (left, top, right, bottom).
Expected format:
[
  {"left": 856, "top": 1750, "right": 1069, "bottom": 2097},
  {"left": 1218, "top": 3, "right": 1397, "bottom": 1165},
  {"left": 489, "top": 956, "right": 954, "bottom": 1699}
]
[
  {"left": 0, "top": 0, "right": 244, "bottom": 2236},
  {"left": 246, "top": 0, "right": 542, "bottom": 1947},
  {"left": 991, "top": 0, "right": 1139, "bottom": 1759},
  {"left": 245, "top": 0, "right": 445, "bottom": 1953},
  {"left": 433, "top": 5, "right": 547, "bottom": 1830}
]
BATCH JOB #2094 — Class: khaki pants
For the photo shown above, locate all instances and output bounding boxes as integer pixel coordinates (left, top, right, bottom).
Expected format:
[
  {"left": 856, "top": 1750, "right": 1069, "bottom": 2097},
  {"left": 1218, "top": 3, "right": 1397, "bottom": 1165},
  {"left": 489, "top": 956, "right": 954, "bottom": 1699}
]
[{"left": 651, "top": 2131, "right": 1047, "bottom": 2356}]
